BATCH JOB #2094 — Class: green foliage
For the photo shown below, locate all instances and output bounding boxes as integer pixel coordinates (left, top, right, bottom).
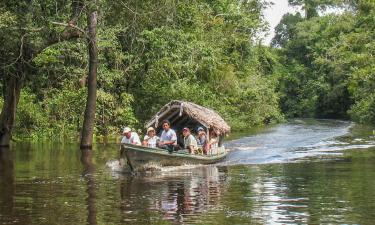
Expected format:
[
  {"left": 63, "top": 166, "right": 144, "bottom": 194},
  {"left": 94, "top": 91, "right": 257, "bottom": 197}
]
[
  {"left": 276, "top": 0, "right": 375, "bottom": 124},
  {"left": 0, "top": 8, "right": 16, "bottom": 28},
  {"left": 44, "top": 88, "right": 86, "bottom": 137},
  {"left": 114, "top": 1, "right": 284, "bottom": 130},
  {"left": 288, "top": 0, "right": 348, "bottom": 18},
  {"left": 349, "top": 94, "right": 375, "bottom": 124},
  {"left": 14, "top": 91, "right": 49, "bottom": 139},
  {"left": 271, "top": 13, "right": 303, "bottom": 48},
  {"left": 1, "top": 0, "right": 285, "bottom": 140},
  {"left": 96, "top": 90, "right": 138, "bottom": 136}
]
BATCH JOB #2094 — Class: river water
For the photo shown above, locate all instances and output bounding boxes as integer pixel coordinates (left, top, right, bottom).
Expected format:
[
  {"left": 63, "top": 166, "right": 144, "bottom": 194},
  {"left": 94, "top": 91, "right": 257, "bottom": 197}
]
[{"left": 1, "top": 119, "right": 375, "bottom": 224}]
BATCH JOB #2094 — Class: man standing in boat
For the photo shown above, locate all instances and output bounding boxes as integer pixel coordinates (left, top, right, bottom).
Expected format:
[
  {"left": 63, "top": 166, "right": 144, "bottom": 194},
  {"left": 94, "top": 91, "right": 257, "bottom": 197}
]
[
  {"left": 158, "top": 120, "right": 178, "bottom": 153},
  {"left": 121, "top": 127, "right": 141, "bottom": 145}
]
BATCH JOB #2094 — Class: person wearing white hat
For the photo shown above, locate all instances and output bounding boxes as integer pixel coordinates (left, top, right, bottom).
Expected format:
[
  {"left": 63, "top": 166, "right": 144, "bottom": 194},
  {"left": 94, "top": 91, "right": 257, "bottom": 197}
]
[
  {"left": 121, "top": 127, "right": 141, "bottom": 145},
  {"left": 142, "top": 127, "right": 159, "bottom": 148}
]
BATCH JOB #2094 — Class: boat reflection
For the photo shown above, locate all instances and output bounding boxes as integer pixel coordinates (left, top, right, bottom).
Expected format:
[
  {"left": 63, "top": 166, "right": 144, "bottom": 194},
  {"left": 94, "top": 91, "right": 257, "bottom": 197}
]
[{"left": 119, "top": 165, "right": 228, "bottom": 224}]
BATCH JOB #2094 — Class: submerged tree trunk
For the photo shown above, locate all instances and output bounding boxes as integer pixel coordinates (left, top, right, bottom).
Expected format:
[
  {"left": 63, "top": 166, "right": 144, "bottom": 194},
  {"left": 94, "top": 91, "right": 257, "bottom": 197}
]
[
  {"left": 0, "top": 74, "right": 23, "bottom": 147},
  {"left": 80, "top": 10, "right": 98, "bottom": 149}
]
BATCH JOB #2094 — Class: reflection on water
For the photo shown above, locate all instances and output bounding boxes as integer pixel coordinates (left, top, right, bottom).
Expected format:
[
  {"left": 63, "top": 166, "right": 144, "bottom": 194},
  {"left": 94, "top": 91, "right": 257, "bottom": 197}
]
[
  {"left": 0, "top": 148, "right": 15, "bottom": 224},
  {"left": 81, "top": 149, "right": 97, "bottom": 225},
  {"left": 0, "top": 119, "right": 375, "bottom": 224},
  {"left": 117, "top": 166, "right": 228, "bottom": 224}
]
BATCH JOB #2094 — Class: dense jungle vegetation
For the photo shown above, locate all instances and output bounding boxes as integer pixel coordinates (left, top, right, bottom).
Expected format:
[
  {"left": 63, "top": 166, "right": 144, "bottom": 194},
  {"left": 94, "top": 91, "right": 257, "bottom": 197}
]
[{"left": 0, "top": 0, "right": 374, "bottom": 141}]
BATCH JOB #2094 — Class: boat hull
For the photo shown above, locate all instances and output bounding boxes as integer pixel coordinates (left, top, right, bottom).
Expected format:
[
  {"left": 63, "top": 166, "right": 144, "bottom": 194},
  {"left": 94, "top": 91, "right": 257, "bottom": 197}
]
[{"left": 120, "top": 144, "right": 228, "bottom": 171}]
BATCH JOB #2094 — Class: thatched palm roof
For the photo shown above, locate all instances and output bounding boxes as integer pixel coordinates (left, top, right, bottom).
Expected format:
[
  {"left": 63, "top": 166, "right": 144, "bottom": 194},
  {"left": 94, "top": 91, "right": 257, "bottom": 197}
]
[{"left": 145, "top": 100, "right": 230, "bottom": 134}]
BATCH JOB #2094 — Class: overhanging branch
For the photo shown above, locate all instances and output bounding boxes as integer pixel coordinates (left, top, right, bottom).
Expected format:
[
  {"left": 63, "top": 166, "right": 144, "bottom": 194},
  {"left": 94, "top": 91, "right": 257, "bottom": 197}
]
[{"left": 51, "top": 21, "right": 87, "bottom": 36}]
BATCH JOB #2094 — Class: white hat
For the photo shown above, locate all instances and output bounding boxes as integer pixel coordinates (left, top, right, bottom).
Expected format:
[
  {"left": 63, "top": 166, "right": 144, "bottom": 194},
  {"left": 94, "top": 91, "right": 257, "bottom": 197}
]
[
  {"left": 123, "top": 127, "right": 131, "bottom": 134},
  {"left": 147, "top": 127, "right": 155, "bottom": 133}
]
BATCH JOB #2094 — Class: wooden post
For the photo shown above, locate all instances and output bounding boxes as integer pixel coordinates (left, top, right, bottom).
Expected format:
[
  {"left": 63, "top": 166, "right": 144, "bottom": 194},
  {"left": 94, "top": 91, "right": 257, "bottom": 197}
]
[{"left": 206, "top": 128, "right": 210, "bottom": 155}]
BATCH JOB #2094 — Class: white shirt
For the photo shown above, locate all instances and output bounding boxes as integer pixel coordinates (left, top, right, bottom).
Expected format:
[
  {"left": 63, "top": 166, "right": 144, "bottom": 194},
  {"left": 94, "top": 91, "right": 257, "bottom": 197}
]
[
  {"left": 143, "top": 135, "right": 160, "bottom": 148},
  {"left": 121, "top": 132, "right": 141, "bottom": 145},
  {"left": 160, "top": 129, "right": 177, "bottom": 143}
]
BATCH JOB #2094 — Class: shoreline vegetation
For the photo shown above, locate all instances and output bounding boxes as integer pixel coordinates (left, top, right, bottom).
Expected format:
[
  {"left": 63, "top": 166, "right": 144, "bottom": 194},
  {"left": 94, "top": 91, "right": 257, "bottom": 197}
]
[{"left": 1, "top": 1, "right": 375, "bottom": 142}]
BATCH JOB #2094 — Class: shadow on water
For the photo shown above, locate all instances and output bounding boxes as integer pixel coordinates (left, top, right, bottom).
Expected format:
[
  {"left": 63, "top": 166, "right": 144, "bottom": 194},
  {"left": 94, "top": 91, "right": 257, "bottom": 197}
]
[{"left": 80, "top": 149, "right": 97, "bottom": 225}]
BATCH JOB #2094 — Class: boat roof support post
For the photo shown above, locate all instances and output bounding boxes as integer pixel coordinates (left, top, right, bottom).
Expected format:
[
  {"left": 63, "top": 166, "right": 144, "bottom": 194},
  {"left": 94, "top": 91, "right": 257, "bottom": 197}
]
[
  {"left": 206, "top": 128, "right": 210, "bottom": 155},
  {"left": 173, "top": 116, "right": 191, "bottom": 129},
  {"left": 166, "top": 109, "right": 182, "bottom": 125},
  {"left": 146, "top": 105, "right": 180, "bottom": 128}
]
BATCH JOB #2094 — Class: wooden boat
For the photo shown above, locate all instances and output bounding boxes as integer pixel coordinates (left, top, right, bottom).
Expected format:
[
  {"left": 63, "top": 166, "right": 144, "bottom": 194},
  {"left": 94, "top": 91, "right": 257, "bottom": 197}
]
[
  {"left": 121, "top": 100, "right": 231, "bottom": 171},
  {"left": 121, "top": 144, "right": 228, "bottom": 171}
]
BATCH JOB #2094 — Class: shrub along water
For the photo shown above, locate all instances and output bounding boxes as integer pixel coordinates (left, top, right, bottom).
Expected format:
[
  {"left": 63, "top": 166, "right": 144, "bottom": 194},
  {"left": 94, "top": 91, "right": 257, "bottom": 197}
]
[
  {"left": 5, "top": 1, "right": 375, "bottom": 141},
  {"left": 273, "top": 0, "right": 375, "bottom": 125},
  {"left": 0, "top": 0, "right": 283, "bottom": 140}
]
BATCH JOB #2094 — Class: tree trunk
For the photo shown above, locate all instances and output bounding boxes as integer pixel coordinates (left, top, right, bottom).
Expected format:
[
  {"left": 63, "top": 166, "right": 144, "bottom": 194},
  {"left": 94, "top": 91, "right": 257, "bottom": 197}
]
[
  {"left": 304, "top": 1, "right": 318, "bottom": 19},
  {"left": 80, "top": 10, "right": 98, "bottom": 149},
  {"left": 0, "top": 74, "right": 23, "bottom": 147}
]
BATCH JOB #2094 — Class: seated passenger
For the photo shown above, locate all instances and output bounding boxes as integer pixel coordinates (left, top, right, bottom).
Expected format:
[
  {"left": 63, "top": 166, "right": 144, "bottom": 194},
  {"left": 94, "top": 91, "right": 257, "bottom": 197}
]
[
  {"left": 143, "top": 127, "right": 159, "bottom": 148},
  {"left": 158, "top": 120, "right": 178, "bottom": 153},
  {"left": 121, "top": 127, "right": 141, "bottom": 145},
  {"left": 182, "top": 127, "right": 198, "bottom": 154},
  {"left": 207, "top": 131, "right": 219, "bottom": 154},
  {"left": 196, "top": 126, "right": 208, "bottom": 154}
]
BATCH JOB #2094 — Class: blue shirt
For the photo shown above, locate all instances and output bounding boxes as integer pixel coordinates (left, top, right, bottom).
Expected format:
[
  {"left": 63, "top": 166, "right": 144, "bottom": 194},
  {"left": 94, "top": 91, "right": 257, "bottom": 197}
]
[
  {"left": 160, "top": 129, "right": 177, "bottom": 143},
  {"left": 198, "top": 135, "right": 206, "bottom": 146}
]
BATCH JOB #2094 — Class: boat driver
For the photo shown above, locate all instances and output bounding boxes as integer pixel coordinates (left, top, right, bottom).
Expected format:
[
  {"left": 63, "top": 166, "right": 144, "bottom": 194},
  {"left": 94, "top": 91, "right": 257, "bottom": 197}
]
[{"left": 158, "top": 120, "right": 178, "bottom": 153}]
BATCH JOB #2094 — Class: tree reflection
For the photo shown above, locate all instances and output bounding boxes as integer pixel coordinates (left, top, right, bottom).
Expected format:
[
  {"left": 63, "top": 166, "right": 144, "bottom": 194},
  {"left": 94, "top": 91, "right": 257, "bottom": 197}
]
[
  {"left": 81, "top": 149, "right": 97, "bottom": 225},
  {"left": 0, "top": 147, "right": 14, "bottom": 223}
]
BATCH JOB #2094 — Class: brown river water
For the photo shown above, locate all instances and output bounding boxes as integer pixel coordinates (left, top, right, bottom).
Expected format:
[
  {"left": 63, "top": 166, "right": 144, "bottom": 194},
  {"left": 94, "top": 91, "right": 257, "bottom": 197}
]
[{"left": 1, "top": 119, "right": 375, "bottom": 224}]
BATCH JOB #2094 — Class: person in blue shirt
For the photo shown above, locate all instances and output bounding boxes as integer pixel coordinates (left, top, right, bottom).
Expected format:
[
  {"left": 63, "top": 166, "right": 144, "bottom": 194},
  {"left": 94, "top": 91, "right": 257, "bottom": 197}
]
[
  {"left": 196, "top": 126, "right": 207, "bottom": 146},
  {"left": 158, "top": 120, "right": 178, "bottom": 153}
]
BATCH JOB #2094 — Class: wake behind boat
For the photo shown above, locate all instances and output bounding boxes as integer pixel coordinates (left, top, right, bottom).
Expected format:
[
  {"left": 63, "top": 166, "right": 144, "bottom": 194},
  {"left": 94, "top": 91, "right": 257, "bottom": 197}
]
[{"left": 120, "top": 100, "right": 231, "bottom": 171}]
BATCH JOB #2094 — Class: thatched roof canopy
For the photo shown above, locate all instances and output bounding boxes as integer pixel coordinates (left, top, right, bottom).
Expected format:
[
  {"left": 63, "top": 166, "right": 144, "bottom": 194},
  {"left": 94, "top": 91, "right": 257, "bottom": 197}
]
[{"left": 145, "top": 100, "right": 230, "bottom": 134}]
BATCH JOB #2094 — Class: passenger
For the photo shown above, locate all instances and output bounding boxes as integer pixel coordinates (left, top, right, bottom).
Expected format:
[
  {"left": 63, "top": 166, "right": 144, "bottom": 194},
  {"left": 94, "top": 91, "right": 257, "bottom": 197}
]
[
  {"left": 196, "top": 126, "right": 207, "bottom": 154},
  {"left": 143, "top": 127, "right": 159, "bottom": 148},
  {"left": 158, "top": 120, "right": 178, "bottom": 153},
  {"left": 182, "top": 127, "right": 198, "bottom": 154},
  {"left": 207, "top": 131, "right": 219, "bottom": 154},
  {"left": 121, "top": 127, "right": 141, "bottom": 145}
]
